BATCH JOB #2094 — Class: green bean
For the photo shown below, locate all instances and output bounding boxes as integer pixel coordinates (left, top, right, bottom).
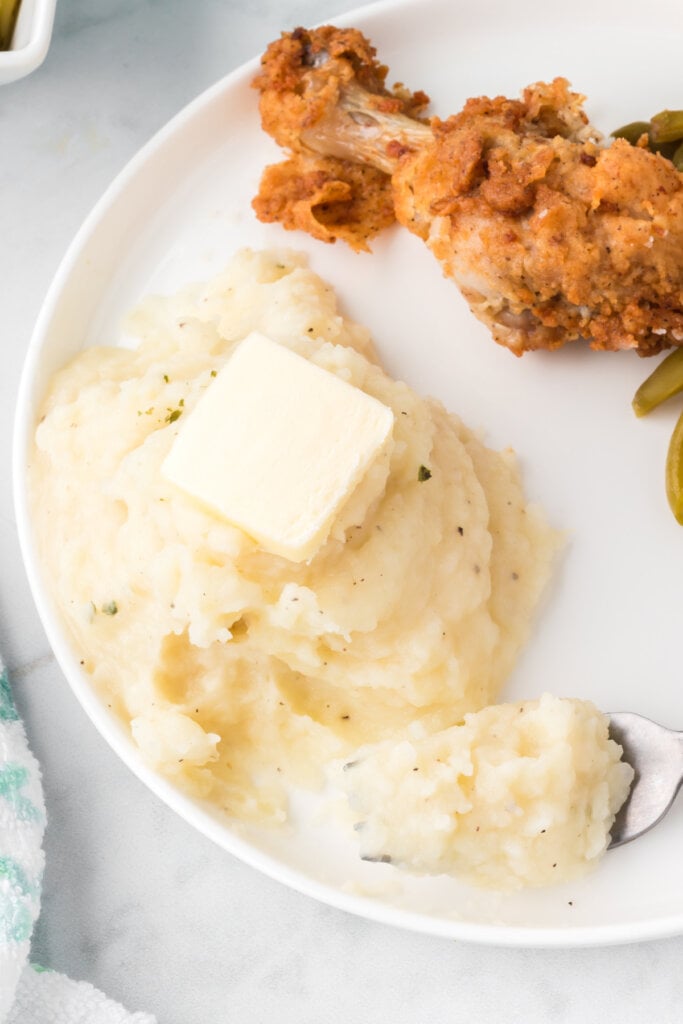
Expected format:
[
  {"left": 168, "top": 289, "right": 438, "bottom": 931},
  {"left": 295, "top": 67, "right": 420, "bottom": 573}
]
[
  {"left": 612, "top": 108, "right": 683, "bottom": 173},
  {"left": 611, "top": 121, "right": 651, "bottom": 145},
  {"left": 632, "top": 348, "right": 683, "bottom": 418},
  {"left": 651, "top": 141, "right": 679, "bottom": 162},
  {"left": 621, "top": 106, "right": 683, "bottom": 521},
  {"left": 666, "top": 410, "right": 683, "bottom": 525},
  {"left": 649, "top": 110, "right": 683, "bottom": 145}
]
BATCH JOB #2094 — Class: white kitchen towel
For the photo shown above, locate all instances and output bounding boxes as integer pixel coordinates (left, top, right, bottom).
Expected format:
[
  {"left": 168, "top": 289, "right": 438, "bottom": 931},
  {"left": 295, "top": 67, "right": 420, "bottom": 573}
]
[
  {"left": 7, "top": 966, "right": 156, "bottom": 1024},
  {"left": 0, "top": 658, "right": 156, "bottom": 1024}
]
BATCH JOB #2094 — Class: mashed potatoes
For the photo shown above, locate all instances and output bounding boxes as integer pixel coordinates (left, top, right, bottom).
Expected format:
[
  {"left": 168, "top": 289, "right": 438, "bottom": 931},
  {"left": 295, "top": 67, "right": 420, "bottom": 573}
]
[
  {"left": 343, "top": 693, "right": 633, "bottom": 888},
  {"left": 29, "top": 248, "right": 630, "bottom": 887}
]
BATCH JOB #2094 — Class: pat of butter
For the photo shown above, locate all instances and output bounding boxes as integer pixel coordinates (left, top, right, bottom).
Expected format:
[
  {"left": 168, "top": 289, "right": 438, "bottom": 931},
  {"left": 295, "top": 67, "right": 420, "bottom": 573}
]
[{"left": 161, "top": 331, "right": 394, "bottom": 562}]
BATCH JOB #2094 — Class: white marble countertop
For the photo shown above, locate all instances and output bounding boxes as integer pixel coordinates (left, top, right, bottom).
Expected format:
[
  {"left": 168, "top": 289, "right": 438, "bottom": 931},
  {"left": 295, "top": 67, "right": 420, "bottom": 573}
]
[{"left": 2, "top": 1, "right": 683, "bottom": 1020}]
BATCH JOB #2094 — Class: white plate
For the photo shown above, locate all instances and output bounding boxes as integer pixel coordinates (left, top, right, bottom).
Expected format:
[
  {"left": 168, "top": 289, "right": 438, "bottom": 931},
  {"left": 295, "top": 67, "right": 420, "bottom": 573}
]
[{"left": 14, "top": 0, "right": 683, "bottom": 946}]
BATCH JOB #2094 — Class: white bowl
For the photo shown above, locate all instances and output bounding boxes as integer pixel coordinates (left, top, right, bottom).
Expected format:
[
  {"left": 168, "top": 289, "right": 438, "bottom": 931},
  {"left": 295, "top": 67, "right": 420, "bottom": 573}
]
[{"left": 0, "top": 0, "right": 55, "bottom": 84}]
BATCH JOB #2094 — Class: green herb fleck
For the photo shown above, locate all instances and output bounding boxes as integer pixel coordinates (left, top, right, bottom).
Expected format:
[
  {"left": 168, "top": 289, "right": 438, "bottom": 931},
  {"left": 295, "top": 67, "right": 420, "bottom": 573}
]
[
  {"left": 418, "top": 465, "right": 432, "bottom": 482},
  {"left": 210, "top": 370, "right": 217, "bottom": 378},
  {"left": 101, "top": 601, "right": 118, "bottom": 616},
  {"left": 165, "top": 408, "right": 182, "bottom": 424},
  {"left": 163, "top": 374, "right": 169, "bottom": 383}
]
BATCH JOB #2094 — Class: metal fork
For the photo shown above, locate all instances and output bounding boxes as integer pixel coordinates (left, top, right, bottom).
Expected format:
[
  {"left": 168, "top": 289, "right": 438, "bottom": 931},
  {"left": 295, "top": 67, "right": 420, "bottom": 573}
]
[{"left": 608, "top": 713, "right": 683, "bottom": 848}]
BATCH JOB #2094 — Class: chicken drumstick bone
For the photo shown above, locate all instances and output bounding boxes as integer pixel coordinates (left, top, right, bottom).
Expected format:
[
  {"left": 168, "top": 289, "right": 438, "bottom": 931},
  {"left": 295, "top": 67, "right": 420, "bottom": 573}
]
[{"left": 253, "top": 26, "right": 683, "bottom": 356}]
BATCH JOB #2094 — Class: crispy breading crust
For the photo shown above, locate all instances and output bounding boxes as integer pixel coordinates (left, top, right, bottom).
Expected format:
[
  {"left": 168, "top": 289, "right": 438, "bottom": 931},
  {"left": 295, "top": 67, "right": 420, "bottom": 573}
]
[
  {"left": 253, "top": 154, "right": 395, "bottom": 251},
  {"left": 253, "top": 26, "right": 429, "bottom": 151},
  {"left": 252, "top": 27, "right": 428, "bottom": 251},
  {"left": 252, "top": 26, "right": 683, "bottom": 355},
  {"left": 394, "top": 82, "right": 683, "bottom": 354}
]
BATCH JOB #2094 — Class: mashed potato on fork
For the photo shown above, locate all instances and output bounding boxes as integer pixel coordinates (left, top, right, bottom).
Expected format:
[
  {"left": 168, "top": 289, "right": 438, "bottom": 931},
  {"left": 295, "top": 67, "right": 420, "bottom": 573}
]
[{"left": 29, "top": 249, "right": 632, "bottom": 888}]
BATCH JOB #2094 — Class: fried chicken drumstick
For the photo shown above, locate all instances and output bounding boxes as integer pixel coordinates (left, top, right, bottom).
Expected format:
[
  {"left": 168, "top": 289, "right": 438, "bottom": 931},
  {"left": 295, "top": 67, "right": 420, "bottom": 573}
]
[{"left": 252, "top": 26, "right": 683, "bottom": 356}]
